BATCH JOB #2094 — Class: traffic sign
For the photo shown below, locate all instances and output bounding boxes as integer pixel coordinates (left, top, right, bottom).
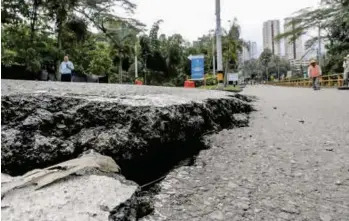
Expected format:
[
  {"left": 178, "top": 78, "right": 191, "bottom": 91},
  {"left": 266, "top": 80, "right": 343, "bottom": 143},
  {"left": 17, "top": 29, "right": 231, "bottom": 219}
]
[{"left": 188, "top": 54, "right": 205, "bottom": 80}]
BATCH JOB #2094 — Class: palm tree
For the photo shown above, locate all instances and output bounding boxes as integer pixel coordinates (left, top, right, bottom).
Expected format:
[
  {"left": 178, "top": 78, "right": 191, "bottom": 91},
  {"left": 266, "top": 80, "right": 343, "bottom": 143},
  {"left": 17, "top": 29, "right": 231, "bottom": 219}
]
[
  {"left": 276, "top": 0, "right": 349, "bottom": 49},
  {"left": 107, "top": 20, "right": 137, "bottom": 83},
  {"left": 222, "top": 19, "right": 246, "bottom": 85}
]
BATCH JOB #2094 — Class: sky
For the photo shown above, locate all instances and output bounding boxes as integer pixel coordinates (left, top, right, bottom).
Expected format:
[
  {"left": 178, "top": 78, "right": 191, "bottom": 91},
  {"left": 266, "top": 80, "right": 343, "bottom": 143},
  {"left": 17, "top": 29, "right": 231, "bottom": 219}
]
[{"left": 130, "top": 0, "right": 321, "bottom": 54}]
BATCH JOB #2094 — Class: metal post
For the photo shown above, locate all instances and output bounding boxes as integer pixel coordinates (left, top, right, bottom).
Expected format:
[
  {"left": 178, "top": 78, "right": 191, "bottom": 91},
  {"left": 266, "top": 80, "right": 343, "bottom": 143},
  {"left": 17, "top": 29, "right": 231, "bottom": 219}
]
[
  {"left": 292, "top": 19, "right": 297, "bottom": 59},
  {"left": 271, "top": 22, "right": 275, "bottom": 55},
  {"left": 135, "top": 43, "right": 138, "bottom": 78},
  {"left": 215, "top": 0, "right": 223, "bottom": 72},
  {"left": 318, "top": 24, "right": 321, "bottom": 66},
  {"left": 212, "top": 34, "right": 216, "bottom": 76},
  {"left": 277, "top": 56, "right": 280, "bottom": 80}
]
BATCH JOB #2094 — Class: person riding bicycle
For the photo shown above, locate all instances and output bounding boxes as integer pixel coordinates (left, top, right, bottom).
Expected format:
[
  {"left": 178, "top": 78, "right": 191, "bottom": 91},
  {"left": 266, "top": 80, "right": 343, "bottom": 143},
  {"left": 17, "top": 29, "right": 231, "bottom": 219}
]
[{"left": 307, "top": 59, "right": 322, "bottom": 90}]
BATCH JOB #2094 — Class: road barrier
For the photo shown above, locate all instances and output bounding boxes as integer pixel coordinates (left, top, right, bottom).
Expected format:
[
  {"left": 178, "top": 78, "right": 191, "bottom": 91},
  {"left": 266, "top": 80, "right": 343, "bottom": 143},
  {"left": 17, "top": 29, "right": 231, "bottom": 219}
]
[
  {"left": 268, "top": 74, "right": 344, "bottom": 88},
  {"left": 135, "top": 80, "right": 143, "bottom": 85},
  {"left": 184, "top": 80, "right": 195, "bottom": 88}
]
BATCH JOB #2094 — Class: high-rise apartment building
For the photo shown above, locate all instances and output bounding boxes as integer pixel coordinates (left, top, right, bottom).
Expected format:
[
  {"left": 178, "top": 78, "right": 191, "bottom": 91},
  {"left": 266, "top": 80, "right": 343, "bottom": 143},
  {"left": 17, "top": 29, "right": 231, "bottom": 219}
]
[
  {"left": 242, "top": 41, "right": 258, "bottom": 61},
  {"left": 251, "top": 42, "right": 258, "bottom": 59},
  {"left": 263, "top": 20, "right": 281, "bottom": 56},
  {"left": 242, "top": 46, "right": 250, "bottom": 61},
  {"left": 284, "top": 17, "right": 304, "bottom": 60}
]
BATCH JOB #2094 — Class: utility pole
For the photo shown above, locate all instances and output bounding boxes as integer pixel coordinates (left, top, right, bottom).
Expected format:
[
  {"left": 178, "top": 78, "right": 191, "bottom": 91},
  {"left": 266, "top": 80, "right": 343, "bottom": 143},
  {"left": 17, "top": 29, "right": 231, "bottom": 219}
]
[
  {"left": 318, "top": 24, "right": 322, "bottom": 67},
  {"left": 271, "top": 22, "right": 275, "bottom": 55},
  {"left": 277, "top": 56, "right": 280, "bottom": 80},
  {"left": 211, "top": 30, "right": 216, "bottom": 76},
  {"left": 135, "top": 42, "right": 138, "bottom": 78},
  {"left": 215, "top": 0, "right": 223, "bottom": 73},
  {"left": 224, "top": 20, "right": 233, "bottom": 87}
]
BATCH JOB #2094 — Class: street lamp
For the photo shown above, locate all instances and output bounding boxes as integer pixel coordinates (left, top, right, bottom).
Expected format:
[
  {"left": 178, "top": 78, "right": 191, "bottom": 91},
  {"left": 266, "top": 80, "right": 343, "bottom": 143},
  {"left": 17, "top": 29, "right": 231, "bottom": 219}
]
[
  {"left": 210, "top": 29, "right": 216, "bottom": 76},
  {"left": 215, "top": 0, "right": 223, "bottom": 73},
  {"left": 135, "top": 39, "right": 138, "bottom": 79},
  {"left": 134, "top": 33, "right": 142, "bottom": 79}
]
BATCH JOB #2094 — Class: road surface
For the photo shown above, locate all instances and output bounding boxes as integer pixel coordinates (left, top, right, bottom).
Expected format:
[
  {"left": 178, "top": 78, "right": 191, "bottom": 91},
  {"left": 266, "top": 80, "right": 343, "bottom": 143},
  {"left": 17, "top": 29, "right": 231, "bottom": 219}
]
[{"left": 142, "top": 85, "right": 349, "bottom": 221}]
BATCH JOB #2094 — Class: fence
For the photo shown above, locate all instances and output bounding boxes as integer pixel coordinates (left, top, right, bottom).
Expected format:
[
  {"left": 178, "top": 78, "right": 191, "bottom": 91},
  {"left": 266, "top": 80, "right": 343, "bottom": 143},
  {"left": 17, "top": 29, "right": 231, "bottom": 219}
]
[{"left": 268, "top": 74, "right": 344, "bottom": 88}]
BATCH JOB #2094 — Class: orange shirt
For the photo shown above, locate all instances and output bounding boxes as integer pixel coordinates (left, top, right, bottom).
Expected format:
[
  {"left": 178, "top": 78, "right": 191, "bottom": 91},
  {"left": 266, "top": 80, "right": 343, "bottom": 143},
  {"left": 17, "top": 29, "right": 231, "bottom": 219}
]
[{"left": 308, "top": 65, "right": 322, "bottom": 78}]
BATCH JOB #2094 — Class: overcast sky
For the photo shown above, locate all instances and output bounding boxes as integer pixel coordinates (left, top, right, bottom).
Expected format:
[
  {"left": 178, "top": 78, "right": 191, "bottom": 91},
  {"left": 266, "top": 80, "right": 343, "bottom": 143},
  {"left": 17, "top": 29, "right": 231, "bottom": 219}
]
[{"left": 131, "top": 0, "right": 321, "bottom": 53}]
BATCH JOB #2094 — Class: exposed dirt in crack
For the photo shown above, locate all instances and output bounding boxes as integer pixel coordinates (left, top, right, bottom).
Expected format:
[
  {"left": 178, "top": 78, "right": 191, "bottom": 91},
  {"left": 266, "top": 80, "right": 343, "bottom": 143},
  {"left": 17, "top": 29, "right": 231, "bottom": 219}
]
[{"left": 116, "top": 95, "right": 255, "bottom": 220}]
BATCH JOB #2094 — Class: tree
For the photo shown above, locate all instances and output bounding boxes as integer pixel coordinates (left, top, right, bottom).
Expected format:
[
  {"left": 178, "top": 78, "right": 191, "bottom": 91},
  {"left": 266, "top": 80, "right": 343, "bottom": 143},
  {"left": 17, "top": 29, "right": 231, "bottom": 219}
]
[
  {"left": 259, "top": 49, "right": 273, "bottom": 80},
  {"left": 242, "top": 59, "right": 264, "bottom": 81},
  {"left": 138, "top": 20, "right": 168, "bottom": 85},
  {"left": 87, "top": 43, "right": 113, "bottom": 78},
  {"left": 267, "top": 56, "right": 291, "bottom": 80},
  {"left": 276, "top": 0, "right": 349, "bottom": 73},
  {"left": 221, "top": 19, "right": 246, "bottom": 85},
  {"left": 105, "top": 20, "right": 138, "bottom": 83},
  {"left": 2, "top": 0, "right": 252, "bottom": 87}
]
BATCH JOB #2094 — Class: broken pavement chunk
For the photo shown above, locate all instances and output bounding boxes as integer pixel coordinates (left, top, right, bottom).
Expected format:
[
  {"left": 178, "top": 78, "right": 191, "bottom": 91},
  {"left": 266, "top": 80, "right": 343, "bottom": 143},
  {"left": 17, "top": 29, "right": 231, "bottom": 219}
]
[
  {"left": 2, "top": 150, "right": 120, "bottom": 196},
  {"left": 1, "top": 151, "right": 137, "bottom": 221}
]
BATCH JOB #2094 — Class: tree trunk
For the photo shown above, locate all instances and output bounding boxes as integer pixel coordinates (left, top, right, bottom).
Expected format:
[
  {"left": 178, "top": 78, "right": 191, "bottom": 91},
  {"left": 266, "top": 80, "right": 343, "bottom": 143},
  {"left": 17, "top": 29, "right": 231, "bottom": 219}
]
[
  {"left": 143, "top": 58, "right": 147, "bottom": 85},
  {"left": 224, "top": 58, "right": 229, "bottom": 87},
  {"left": 55, "top": 19, "right": 63, "bottom": 81},
  {"left": 30, "top": 0, "right": 39, "bottom": 43},
  {"left": 119, "top": 58, "right": 123, "bottom": 84}
]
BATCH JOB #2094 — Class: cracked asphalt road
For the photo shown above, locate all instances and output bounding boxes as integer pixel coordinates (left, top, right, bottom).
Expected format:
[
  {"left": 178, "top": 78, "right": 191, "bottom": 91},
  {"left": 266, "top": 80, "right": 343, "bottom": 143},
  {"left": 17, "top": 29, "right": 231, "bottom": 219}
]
[{"left": 141, "top": 86, "right": 349, "bottom": 221}]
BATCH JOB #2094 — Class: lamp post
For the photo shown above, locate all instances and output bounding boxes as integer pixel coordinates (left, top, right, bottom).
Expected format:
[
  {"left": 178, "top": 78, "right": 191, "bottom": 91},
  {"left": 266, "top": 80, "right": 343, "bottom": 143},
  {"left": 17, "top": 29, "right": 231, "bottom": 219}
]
[
  {"left": 134, "top": 34, "right": 140, "bottom": 79},
  {"left": 224, "top": 19, "right": 233, "bottom": 86},
  {"left": 317, "top": 24, "right": 322, "bottom": 67},
  {"left": 215, "top": 0, "right": 223, "bottom": 73},
  {"left": 135, "top": 44, "right": 138, "bottom": 79},
  {"left": 210, "top": 29, "right": 216, "bottom": 76}
]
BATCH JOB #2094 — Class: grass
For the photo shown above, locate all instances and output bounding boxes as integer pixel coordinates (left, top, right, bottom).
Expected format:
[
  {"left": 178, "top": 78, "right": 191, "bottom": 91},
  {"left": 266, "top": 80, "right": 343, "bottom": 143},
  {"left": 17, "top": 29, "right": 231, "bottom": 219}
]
[{"left": 198, "top": 85, "right": 242, "bottom": 92}]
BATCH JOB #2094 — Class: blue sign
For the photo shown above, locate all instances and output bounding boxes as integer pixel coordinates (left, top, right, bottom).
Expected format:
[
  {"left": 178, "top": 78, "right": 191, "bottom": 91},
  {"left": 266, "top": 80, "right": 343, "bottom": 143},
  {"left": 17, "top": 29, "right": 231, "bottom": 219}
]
[{"left": 190, "top": 55, "right": 205, "bottom": 79}]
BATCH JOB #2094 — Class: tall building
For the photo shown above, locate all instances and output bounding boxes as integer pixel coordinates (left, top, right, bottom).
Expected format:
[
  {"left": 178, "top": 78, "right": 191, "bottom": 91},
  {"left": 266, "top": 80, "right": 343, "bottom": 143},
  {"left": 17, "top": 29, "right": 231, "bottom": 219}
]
[
  {"left": 251, "top": 42, "right": 258, "bottom": 59},
  {"left": 284, "top": 17, "right": 304, "bottom": 60},
  {"left": 241, "top": 41, "right": 258, "bottom": 61},
  {"left": 242, "top": 46, "right": 250, "bottom": 61},
  {"left": 263, "top": 20, "right": 281, "bottom": 56}
]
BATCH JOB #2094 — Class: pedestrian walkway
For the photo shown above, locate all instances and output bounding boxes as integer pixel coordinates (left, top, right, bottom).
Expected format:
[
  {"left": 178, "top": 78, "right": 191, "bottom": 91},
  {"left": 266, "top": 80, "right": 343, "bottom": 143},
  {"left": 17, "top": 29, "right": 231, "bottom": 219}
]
[{"left": 141, "top": 86, "right": 349, "bottom": 221}]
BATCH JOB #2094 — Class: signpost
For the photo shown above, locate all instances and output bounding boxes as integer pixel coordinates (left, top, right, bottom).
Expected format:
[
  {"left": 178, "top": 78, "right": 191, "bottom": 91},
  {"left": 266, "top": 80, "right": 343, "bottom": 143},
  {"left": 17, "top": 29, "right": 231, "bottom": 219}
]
[
  {"left": 188, "top": 54, "right": 205, "bottom": 80},
  {"left": 227, "top": 73, "right": 238, "bottom": 82}
]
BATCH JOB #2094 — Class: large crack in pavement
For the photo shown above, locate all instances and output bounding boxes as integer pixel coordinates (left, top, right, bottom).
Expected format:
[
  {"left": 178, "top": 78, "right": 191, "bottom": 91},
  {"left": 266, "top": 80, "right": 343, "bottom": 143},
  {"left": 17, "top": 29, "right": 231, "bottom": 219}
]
[
  {"left": 140, "top": 86, "right": 349, "bottom": 221},
  {"left": 1, "top": 80, "right": 254, "bottom": 220}
]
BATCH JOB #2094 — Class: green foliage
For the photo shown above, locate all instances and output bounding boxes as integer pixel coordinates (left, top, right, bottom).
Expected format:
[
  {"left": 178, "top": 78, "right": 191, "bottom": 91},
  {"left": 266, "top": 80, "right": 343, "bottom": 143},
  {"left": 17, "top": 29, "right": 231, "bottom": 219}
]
[
  {"left": 222, "top": 19, "right": 245, "bottom": 72},
  {"left": 2, "top": 0, "right": 252, "bottom": 85},
  {"left": 259, "top": 49, "right": 273, "bottom": 66},
  {"left": 242, "top": 59, "right": 264, "bottom": 80},
  {"left": 205, "top": 74, "right": 217, "bottom": 86},
  {"left": 1, "top": 49, "right": 19, "bottom": 67},
  {"left": 10, "top": 0, "right": 345, "bottom": 85},
  {"left": 87, "top": 43, "right": 113, "bottom": 76}
]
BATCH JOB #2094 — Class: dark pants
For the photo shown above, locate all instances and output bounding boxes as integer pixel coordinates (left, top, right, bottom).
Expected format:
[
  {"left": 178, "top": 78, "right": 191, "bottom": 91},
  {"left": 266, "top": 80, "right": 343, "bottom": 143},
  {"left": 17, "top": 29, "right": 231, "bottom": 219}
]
[
  {"left": 312, "top": 77, "right": 320, "bottom": 89},
  {"left": 61, "top": 74, "right": 72, "bottom": 82}
]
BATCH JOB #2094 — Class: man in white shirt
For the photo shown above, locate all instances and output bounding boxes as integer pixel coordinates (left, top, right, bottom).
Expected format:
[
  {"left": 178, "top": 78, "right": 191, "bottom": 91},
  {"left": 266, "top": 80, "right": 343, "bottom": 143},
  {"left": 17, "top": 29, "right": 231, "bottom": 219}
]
[
  {"left": 59, "top": 55, "right": 74, "bottom": 82},
  {"left": 343, "top": 54, "right": 349, "bottom": 86}
]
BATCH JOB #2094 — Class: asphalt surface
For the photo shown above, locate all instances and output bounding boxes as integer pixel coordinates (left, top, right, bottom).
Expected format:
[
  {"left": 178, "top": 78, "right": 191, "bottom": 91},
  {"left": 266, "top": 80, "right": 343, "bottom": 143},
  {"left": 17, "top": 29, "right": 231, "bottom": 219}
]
[
  {"left": 1, "top": 80, "right": 233, "bottom": 107},
  {"left": 141, "top": 85, "right": 349, "bottom": 221}
]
